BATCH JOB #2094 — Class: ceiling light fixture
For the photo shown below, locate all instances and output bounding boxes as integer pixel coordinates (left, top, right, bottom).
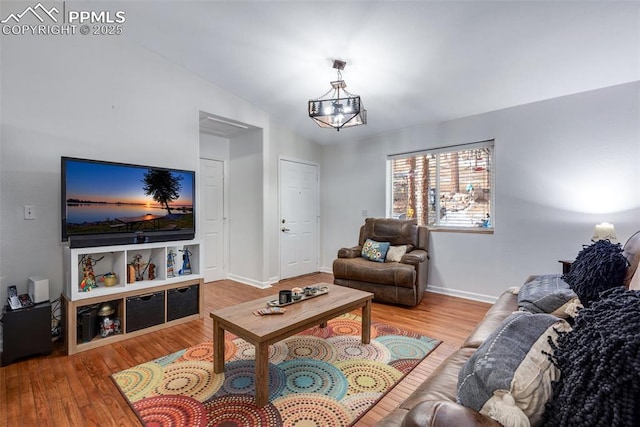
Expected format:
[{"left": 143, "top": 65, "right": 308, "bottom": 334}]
[{"left": 308, "top": 60, "right": 367, "bottom": 131}]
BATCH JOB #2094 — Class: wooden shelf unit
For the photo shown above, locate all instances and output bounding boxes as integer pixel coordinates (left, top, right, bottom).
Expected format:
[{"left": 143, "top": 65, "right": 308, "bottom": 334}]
[{"left": 62, "top": 240, "right": 204, "bottom": 355}]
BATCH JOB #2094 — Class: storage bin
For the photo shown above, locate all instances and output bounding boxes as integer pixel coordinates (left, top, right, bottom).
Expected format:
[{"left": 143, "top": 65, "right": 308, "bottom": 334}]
[
  {"left": 126, "top": 291, "right": 165, "bottom": 333},
  {"left": 167, "top": 284, "right": 199, "bottom": 321},
  {"left": 76, "top": 304, "right": 99, "bottom": 343}
]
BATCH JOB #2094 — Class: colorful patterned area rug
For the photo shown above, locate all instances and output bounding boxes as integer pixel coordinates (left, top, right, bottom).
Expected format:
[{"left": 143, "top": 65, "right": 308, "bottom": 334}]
[{"left": 111, "top": 313, "right": 440, "bottom": 427}]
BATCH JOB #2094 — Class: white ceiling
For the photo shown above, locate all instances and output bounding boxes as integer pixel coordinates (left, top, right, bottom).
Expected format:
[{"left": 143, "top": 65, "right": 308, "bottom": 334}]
[{"left": 121, "top": 1, "right": 640, "bottom": 145}]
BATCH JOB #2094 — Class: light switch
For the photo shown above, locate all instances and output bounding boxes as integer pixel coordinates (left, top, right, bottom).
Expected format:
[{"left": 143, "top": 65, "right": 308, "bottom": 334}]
[{"left": 24, "top": 205, "right": 36, "bottom": 220}]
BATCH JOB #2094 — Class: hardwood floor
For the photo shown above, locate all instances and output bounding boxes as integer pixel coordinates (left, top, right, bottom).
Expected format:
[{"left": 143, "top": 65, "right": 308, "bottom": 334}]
[{"left": 0, "top": 273, "right": 491, "bottom": 426}]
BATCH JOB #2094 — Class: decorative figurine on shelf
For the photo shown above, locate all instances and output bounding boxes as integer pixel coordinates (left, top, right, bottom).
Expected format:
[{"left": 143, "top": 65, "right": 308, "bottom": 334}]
[
  {"left": 139, "top": 256, "right": 153, "bottom": 280},
  {"left": 148, "top": 261, "right": 156, "bottom": 280},
  {"left": 167, "top": 250, "right": 177, "bottom": 278},
  {"left": 179, "top": 248, "right": 192, "bottom": 275},
  {"left": 100, "top": 317, "right": 121, "bottom": 337},
  {"left": 127, "top": 264, "right": 136, "bottom": 284},
  {"left": 98, "top": 302, "right": 121, "bottom": 337},
  {"left": 80, "top": 255, "right": 98, "bottom": 292},
  {"left": 132, "top": 254, "right": 146, "bottom": 281}
]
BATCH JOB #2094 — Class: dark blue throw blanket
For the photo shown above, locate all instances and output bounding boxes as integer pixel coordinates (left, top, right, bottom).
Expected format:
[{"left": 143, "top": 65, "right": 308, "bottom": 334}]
[
  {"left": 562, "top": 240, "right": 629, "bottom": 307},
  {"left": 544, "top": 287, "right": 640, "bottom": 426}
]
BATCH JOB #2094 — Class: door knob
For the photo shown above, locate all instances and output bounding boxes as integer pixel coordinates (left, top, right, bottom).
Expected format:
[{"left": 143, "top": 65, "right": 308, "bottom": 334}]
[{"left": 281, "top": 227, "right": 290, "bottom": 232}]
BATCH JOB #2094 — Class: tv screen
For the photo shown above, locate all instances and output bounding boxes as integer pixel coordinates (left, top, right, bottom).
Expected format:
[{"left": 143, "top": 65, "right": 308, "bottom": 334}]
[{"left": 62, "top": 157, "right": 195, "bottom": 246}]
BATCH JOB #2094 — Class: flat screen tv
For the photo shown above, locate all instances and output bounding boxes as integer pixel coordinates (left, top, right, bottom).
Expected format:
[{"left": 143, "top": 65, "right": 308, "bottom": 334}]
[{"left": 62, "top": 157, "right": 195, "bottom": 247}]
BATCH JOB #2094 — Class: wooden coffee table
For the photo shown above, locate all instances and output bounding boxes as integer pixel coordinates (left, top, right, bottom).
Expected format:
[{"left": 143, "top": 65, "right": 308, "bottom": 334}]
[{"left": 209, "top": 283, "right": 373, "bottom": 406}]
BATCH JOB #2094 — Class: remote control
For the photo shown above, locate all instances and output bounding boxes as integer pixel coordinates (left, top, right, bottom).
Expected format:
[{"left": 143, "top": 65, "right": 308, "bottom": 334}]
[{"left": 253, "top": 307, "right": 286, "bottom": 316}]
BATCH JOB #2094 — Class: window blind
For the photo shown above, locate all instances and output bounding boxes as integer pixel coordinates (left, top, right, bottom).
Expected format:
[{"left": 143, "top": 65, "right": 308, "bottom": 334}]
[{"left": 388, "top": 140, "right": 495, "bottom": 230}]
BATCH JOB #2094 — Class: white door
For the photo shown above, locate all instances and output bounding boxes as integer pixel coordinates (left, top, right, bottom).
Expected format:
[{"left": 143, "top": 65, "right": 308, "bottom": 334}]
[
  {"left": 200, "top": 158, "right": 225, "bottom": 282},
  {"left": 280, "top": 159, "right": 319, "bottom": 280}
]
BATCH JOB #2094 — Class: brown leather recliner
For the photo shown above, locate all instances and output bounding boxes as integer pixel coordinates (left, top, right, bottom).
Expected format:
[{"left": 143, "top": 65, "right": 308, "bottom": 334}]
[{"left": 333, "top": 218, "right": 429, "bottom": 306}]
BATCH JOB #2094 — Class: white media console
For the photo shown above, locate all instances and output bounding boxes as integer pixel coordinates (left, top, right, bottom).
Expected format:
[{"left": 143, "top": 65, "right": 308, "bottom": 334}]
[{"left": 62, "top": 240, "right": 204, "bottom": 354}]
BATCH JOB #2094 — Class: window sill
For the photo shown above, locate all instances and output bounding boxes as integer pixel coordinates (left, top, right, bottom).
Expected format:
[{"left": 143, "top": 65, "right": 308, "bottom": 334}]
[{"left": 427, "top": 227, "right": 494, "bottom": 235}]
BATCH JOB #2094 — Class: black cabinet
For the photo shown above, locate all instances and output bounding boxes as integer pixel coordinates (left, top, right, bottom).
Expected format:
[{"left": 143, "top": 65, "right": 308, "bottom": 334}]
[{"left": 1, "top": 301, "right": 52, "bottom": 366}]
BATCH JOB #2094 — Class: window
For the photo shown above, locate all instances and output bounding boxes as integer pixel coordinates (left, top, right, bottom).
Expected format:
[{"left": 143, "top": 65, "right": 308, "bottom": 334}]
[{"left": 388, "top": 140, "right": 495, "bottom": 231}]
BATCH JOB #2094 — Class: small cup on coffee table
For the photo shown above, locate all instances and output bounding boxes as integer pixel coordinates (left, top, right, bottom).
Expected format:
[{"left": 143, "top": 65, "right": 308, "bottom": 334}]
[{"left": 279, "top": 290, "right": 292, "bottom": 304}]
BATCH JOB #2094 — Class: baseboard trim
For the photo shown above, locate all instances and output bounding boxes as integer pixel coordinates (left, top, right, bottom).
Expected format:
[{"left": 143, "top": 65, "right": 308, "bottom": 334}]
[
  {"left": 319, "top": 266, "right": 332, "bottom": 274},
  {"left": 226, "top": 274, "right": 272, "bottom": 289},
  {"left": 426, "top": 285, "right": 498, "bottom": 304}
]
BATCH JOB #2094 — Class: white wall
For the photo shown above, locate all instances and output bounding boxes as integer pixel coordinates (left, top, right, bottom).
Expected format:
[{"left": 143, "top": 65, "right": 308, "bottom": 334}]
[
  {"left": 0, "top": 33, "right": 272, "bottom": 307},
  {"left": 199, "top": 132, "right": 230, "bottom": 161},
  {"left": 322, "top": 82, "right": 640, "bottom": 302},
  {"left": 227, "top": 129, "right": 265, "bottom": 286}
]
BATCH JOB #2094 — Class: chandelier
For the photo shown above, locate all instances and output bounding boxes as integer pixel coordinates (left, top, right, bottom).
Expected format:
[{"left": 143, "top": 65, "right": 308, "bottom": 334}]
[{"left": 308, "top": 60, "right": 367, "bottom": 131}]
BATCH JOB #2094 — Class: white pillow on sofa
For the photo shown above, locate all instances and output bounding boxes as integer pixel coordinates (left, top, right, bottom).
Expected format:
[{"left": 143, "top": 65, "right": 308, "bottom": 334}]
[{"left": 385, "top": 245, "right": 407, "bottom": 262}]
